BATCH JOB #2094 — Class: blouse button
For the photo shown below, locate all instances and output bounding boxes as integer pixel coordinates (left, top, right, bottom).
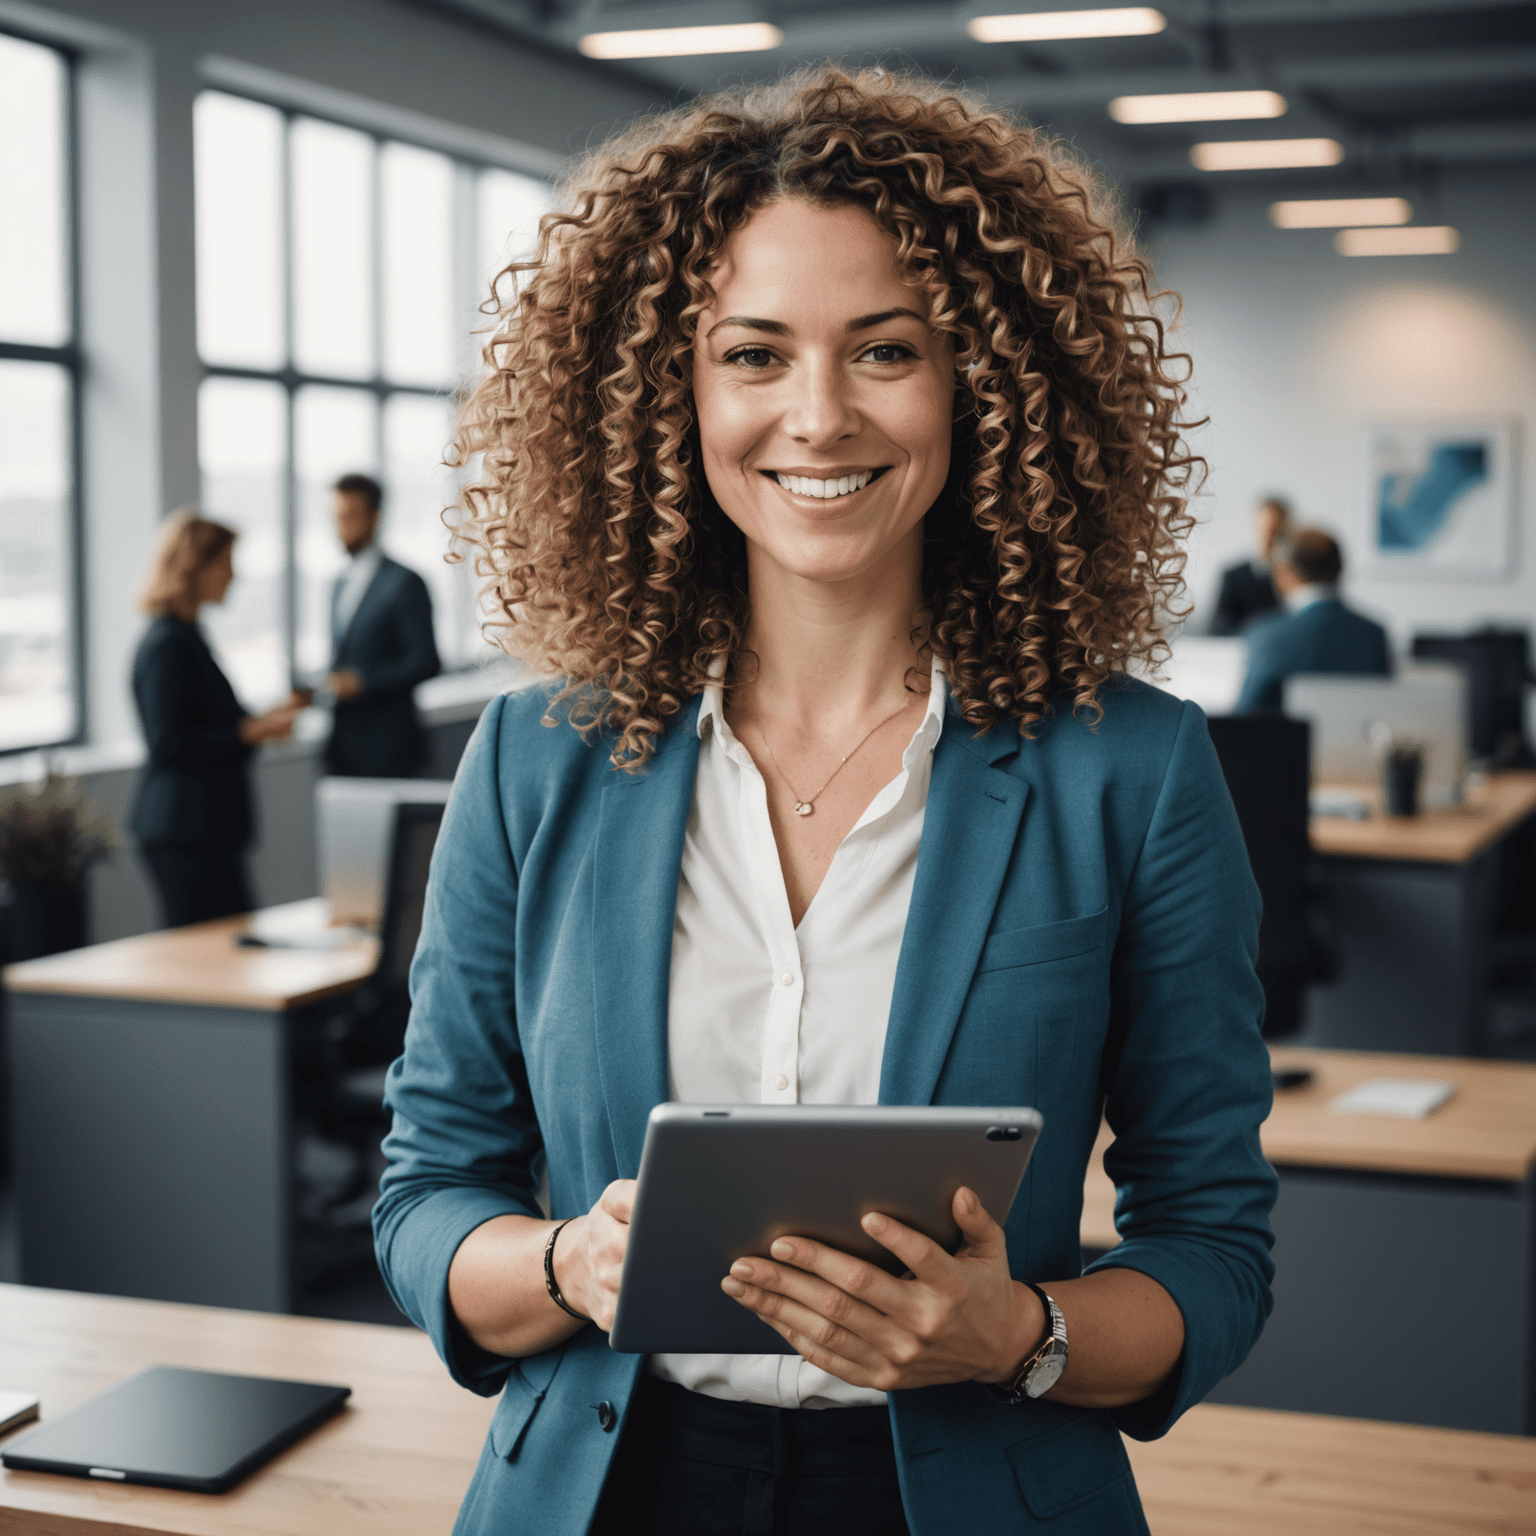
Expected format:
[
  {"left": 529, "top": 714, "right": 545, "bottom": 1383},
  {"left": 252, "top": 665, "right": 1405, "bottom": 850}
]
[
  {"left": 772, "top": 1074, "right": 789, "bottom": 1092},
  {"left": 780, "top": 972, "right": 795, "bottom": 987}
]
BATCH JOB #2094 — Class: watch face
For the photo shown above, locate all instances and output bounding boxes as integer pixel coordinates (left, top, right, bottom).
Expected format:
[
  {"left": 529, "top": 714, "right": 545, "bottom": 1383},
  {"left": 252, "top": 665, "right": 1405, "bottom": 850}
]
[{"left": 1025, "top": 1347, "right": 1068, "bottom": 1399}]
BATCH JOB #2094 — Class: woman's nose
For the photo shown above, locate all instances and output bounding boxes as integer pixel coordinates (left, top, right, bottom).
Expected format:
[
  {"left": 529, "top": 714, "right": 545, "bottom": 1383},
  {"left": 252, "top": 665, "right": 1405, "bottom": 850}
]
[{"left": 782, "top": 359, "right": 859, "bottom": 448}]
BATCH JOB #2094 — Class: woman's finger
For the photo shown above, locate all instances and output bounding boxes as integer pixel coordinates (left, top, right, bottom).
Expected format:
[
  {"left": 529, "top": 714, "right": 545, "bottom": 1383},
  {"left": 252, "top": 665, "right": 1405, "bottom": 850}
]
[
  {"left": 762, "top": 1318, "right": 888, "bottom": 1390},
  {"left": 721, "top": 1274, "right": 892, "bottom": 1370},
  {"left": 859, "top": 1211, "right": 953, "bottom": 1283},
  {"left": 599, "top": 1179, "right": 637, "bottom": 1223},
  {"left": 725, "top": 1256, "right": 906, "bottom": 1352},
  {"left": 951, "top": 1187, "right": 1009, "bottom": 1255},
  {"left": 758, "top": 1236, "right": 911, "bottom": 1314}
]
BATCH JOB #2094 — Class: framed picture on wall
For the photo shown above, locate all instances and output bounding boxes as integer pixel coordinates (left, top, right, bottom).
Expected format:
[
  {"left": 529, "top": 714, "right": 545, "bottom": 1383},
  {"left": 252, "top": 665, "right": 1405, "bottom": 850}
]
[{"left": 1362, "top": 418, "right": 1517, "bottom": 579}]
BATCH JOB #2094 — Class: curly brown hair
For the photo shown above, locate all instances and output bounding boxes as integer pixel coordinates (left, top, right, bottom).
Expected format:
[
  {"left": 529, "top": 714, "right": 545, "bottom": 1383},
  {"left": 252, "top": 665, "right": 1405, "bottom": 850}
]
[{"left": 454, "top": 66, "right": 1198, "bottom": 767}]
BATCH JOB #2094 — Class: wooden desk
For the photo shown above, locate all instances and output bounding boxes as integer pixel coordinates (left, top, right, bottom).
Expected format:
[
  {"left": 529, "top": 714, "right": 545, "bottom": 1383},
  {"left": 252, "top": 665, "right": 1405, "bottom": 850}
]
[
  {"left": 3, "top": 899, "right": 376, "bottom": 1011},
  {"left": 1310, "top": 771, "right": 1536, "bottom": 864},
  {"left": 0, "top": 1285, "right": 491, "bottom": 1536},
  {"left": 2, "top": 902, "right": 377, "bottom": 1312},
  {"left": 1302, "top": 771, "right": 1536, "bottom": 1056},
  {"left": 1082, "top": 1047, "right": 1536, "bottom": 1435},
  {"left": 4, "top": 1287, "right": 1533, "bottom": 1536},
  {"left": 1128, "top": 1403, "right": 1536, "bottom": 1536}
]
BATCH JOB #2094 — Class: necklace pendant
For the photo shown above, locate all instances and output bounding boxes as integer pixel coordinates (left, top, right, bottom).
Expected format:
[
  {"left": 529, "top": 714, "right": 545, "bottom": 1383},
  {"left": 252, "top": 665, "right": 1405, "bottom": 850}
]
[{"left": 794, "top": 801, "right": 814, "bottom": 817}]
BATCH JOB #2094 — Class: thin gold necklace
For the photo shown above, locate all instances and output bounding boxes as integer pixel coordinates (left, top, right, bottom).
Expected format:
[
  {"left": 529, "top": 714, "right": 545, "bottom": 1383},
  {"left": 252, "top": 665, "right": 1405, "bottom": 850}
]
[{"left": 751, "top": 697, "right": 916, "bottom": 817}]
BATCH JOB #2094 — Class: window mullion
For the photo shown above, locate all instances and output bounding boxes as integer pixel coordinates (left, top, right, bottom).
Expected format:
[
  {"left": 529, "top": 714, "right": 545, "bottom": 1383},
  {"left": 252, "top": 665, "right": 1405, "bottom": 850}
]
[
  {"left": 65, "top": 44, "right": 84, "bottom": 746},
  {"left": 281, "top": 110, "right": 298, "bottom": 691}
]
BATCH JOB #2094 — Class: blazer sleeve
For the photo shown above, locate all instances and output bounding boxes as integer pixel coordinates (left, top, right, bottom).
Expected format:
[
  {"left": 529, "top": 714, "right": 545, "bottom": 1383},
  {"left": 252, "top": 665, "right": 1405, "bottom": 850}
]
[
  {"left": 1087, "top": 701, "right": 1278, "bottom": 1441},
  {"left": 356, "top": 570, "right": 441, "bottom": 699},
  {"left": 372, "top": 693, "right": 541, "bottom": 1397},
  {"left": 136, "top": 634, "right": 249, "bottom": 770}
]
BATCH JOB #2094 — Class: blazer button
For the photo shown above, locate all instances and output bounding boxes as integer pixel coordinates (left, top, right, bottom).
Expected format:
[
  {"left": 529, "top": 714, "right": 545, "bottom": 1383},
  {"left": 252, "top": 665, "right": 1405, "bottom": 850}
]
[{"left": 595, "top": 1400, "right": 617, "bottom": 1432}]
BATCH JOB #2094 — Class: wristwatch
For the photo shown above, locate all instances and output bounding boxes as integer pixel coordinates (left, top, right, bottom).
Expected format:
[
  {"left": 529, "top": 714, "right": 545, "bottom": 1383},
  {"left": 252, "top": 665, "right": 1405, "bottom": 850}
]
[{"left": 990, "top": 1282, "right": 1068, "bottom": 1404}]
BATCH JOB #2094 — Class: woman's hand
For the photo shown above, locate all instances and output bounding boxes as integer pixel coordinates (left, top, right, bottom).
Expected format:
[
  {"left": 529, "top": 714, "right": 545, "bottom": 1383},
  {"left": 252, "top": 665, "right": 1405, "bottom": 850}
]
[
  {"left": 550, "top": 1179, "right": 636, "bottom": 1332},
  {"left": 721, "top": 1187, "right": 1043, "bottom": 1392}
]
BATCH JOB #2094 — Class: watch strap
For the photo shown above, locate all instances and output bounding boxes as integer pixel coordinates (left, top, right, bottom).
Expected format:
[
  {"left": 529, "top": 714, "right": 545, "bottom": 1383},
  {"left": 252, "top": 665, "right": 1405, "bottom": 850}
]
[{"left": 987, "top": 1283, "right": 1067, "bottom": 1405}]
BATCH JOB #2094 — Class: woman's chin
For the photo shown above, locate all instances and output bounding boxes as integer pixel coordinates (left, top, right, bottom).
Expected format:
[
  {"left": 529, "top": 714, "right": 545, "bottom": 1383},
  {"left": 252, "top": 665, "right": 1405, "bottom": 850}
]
[{"left": 745, "top": 525, "right": 926, "bottom": 594}]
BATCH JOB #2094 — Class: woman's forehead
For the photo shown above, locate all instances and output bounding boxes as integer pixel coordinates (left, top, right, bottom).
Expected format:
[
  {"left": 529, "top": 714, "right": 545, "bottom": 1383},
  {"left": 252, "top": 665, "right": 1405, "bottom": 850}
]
[{"left": 700, "top": 200, "right": 929, "bottom": 325}]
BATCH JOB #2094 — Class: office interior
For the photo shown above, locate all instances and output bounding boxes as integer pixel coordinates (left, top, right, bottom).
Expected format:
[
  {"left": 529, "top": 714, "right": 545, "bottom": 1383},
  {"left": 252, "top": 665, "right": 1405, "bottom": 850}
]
[{"left": 1, "top": 1, "right": 1535, "bottom": 1532}]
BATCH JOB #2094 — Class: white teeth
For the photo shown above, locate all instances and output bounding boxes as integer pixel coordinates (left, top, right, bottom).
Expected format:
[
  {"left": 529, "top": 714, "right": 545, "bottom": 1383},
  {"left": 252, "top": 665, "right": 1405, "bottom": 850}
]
[{"left": 774, "top": 471, "right": 873, "bottom": 499}]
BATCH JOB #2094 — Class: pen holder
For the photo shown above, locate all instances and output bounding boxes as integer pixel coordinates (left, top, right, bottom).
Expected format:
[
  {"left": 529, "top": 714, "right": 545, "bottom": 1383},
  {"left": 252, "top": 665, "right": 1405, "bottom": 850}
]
[{"left": 1382, "top": 744, "right": 1424, "bottom": 818}]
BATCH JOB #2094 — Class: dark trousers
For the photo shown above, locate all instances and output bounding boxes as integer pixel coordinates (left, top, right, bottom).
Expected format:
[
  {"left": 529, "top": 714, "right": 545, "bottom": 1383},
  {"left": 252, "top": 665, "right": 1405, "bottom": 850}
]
[
  {"left": 139, "top": 842, "right": 253, "bottom": 929},
  {"left": 589, "top": 1374, "right": 911, "bottom": 1536}
]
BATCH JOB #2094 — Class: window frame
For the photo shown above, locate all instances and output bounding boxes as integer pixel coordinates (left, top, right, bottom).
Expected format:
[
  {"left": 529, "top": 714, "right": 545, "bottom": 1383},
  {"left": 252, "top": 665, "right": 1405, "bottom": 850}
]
[
  {"left": 195, "top": 86, "right": 548, "bottom": 686},
  {"left": 0, "top": 26, "right": 85, "bottom": 757}
]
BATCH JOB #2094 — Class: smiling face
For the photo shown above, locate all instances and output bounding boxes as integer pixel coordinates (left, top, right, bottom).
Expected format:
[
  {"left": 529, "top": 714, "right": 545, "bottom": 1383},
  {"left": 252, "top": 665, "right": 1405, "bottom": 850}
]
[{"left": 692, "top": 199, "right": 956, "bottom": 594}]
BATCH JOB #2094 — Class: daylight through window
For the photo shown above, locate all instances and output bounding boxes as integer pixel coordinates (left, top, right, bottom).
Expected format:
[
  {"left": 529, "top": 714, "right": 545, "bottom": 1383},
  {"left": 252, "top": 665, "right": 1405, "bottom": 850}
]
[
  {"left": 194, "top": 90, "right": 552, "bottom": 702},
  {"left": 0, "top": 31, "right": 78, "bottom": 754}
]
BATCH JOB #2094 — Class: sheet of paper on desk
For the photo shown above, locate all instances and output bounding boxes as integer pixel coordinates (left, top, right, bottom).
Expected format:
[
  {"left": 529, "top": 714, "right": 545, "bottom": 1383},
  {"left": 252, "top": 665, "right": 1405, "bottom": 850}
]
[
  {"left": 1329, "top": 1078, "right": 1456, "bottom": 1118},
  {"left": 242, "top": 928, "right": 372, "bottom": 950},
  {"left": 1310, "top": 788, "right": 1371, "bottom": 820},
  {"left": 245, "top": 908, "right": 371, "bottom": 948},
  {"left": 0, "top": 1390, "right": 40, "bottom": 1435}
]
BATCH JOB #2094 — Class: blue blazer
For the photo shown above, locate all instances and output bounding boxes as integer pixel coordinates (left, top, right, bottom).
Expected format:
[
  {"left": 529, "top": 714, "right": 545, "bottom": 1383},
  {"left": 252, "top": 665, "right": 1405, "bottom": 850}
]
[
  {"left": 1236, "top": 597, "right": 1392, "bottom": 714},
  {"left": 374, "top": 676, "right": 1277, "bottom": 1536},
  {"left": 326, "top": 555, "right": 441, "bottom": 778}
]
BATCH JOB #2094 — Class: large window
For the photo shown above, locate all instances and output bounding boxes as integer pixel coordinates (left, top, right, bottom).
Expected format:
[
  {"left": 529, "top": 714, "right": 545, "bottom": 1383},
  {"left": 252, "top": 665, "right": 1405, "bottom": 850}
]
[
  {"left": 194, "top": 91, "right": 551, "bottom": 702},
  {"left": 0, "top": 32, "right": 78, "bottom": 753}
]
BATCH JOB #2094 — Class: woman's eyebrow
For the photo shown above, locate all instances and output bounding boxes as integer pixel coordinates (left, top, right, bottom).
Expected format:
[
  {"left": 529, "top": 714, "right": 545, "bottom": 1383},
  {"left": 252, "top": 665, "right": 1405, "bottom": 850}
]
[
  {"left": 704, "top": 306, "right": 927, "bottom": 341},
  {"left": 706, "top": 316, "right": 790, "bottom": 339},
  {"left": 847, "top": 307, "right": 926, "bottom": 331}
]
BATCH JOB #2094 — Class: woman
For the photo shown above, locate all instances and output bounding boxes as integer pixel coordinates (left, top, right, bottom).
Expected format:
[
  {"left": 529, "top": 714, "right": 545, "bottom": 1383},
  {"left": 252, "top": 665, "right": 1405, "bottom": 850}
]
[
  {"left": 375, "top": 70, "right": 1276, "bottom": 1536},
  {"left": 131, "top": 511, "right": 298, "bottom": 927}
]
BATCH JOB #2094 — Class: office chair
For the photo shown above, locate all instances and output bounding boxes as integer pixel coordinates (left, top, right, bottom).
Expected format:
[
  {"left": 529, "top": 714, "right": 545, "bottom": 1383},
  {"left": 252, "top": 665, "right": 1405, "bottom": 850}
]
[
  {"left": 300, "top": 799, "right": 445, "bottom": 1213},
  {"left": 1206, "top": 715, "right": 1337, "bottom": 1040}
]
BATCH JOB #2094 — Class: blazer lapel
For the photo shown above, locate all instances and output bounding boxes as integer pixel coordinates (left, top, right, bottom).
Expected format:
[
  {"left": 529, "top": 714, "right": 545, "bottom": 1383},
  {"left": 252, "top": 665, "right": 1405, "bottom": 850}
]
[
  {"left": 334, "top": 556, "right": 390, "bottom": 661},
  {"left": 879, "top": 720, "right": 1028, "bottom": 1106},
  {"left": 590, "top": 702, "right": 702, "bottom": 1176}
]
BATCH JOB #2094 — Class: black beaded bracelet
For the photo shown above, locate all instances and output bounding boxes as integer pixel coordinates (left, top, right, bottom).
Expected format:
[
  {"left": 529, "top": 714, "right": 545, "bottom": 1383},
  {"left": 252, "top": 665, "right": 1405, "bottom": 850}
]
[{"left": 543, "top": 1219, "right": 587, "bottom": 1321}]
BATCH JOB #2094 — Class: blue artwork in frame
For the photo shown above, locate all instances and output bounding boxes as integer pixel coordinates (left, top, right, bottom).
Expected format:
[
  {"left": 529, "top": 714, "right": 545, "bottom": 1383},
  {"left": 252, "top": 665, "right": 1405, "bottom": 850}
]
[{"left": 1367, "top": 420, "right": 1515, "bottom": 578}]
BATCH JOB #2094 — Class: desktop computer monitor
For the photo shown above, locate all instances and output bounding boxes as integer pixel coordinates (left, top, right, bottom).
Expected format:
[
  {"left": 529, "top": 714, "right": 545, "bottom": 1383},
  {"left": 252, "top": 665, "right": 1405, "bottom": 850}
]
[
  {"left": 1145, "top": 635, "right": 1248, "bottom": 716},
  {"left": 1283, "top": 667, "right": 1468, "bottom": 808},
  {"left": 316, "top": 777, "right": 453, "bottom": 928}
]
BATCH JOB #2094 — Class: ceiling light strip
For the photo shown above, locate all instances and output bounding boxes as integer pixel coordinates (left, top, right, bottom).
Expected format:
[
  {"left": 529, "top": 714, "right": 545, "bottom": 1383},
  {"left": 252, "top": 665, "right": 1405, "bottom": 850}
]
[
  {"left": 1270, "top": 197, "right": 1412, "bottom": 229},
  {"left": 1110, "top": 90, "right": 1286, "bottom": 124},
  {"left": 967, "top": 7, "right": 1165, "bottom": 43},
  {"left": 1335, "top": 225, "right": 1460, "bottom": 257},
  {"left": 578, "top": 21, "right": 783, "bottom": 58},
  {"left": 1190, "top": 138, "right": 1344, "bottom": 171}
]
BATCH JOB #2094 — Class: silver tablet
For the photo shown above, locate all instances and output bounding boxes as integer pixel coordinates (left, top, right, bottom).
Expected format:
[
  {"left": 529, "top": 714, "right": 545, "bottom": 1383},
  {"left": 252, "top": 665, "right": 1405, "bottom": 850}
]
[{"left": 608, "top": 1103, "right": 1043, "bottom": 1355}]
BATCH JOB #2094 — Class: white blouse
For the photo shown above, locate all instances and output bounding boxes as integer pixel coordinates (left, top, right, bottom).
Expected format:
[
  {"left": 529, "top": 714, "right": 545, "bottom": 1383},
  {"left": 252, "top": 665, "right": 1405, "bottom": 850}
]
[{"left": 649, "top": 659, "right": 947, "bottom": 1408}]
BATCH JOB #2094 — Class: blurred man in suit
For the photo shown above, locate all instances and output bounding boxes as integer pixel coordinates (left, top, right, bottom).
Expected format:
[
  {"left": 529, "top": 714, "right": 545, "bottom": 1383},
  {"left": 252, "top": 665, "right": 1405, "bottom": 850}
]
[
  {"left": 1236, "top": 528, "right": 1391, "bottom": 714},
  {"left": 322, "top": 473, "right": 441, "bottom": 777},
  {"left": 1209, "top": 496, "right": 1290, "bottom": 635}
]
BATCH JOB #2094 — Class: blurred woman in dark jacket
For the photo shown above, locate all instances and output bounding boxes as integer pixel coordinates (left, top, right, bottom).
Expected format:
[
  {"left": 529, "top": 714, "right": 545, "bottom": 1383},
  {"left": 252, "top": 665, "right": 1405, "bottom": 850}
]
[{"left": 130, "top": 511, "right": 300, "bottom": 928}]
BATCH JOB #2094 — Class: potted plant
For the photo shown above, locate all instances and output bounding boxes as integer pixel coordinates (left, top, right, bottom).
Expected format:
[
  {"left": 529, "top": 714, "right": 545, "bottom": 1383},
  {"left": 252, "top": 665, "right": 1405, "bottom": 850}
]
[{"left": 0, "top": 772, "right": 115, "bottom": 962}]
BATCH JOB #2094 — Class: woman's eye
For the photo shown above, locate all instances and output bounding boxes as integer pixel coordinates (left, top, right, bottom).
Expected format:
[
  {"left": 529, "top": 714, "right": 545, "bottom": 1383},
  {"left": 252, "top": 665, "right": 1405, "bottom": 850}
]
[
  {"left": 726, "top": 347, "right": 777, "bottom": 370},
  {"left": 861, "top": 343, "right": 914, "bottom": 365}
]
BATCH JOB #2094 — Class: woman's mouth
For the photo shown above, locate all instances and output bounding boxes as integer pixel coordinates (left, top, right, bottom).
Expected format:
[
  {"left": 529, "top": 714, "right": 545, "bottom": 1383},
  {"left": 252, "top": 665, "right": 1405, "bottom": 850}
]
[{"left": 767, "top": 468, "right": 887, "bottom": 500}]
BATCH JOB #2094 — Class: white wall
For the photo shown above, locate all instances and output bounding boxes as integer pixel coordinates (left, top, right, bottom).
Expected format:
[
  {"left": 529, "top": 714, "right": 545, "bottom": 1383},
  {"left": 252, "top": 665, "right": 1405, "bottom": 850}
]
[{"left": 1149, "top": 169, "right": 1536, "bottom": 650}]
